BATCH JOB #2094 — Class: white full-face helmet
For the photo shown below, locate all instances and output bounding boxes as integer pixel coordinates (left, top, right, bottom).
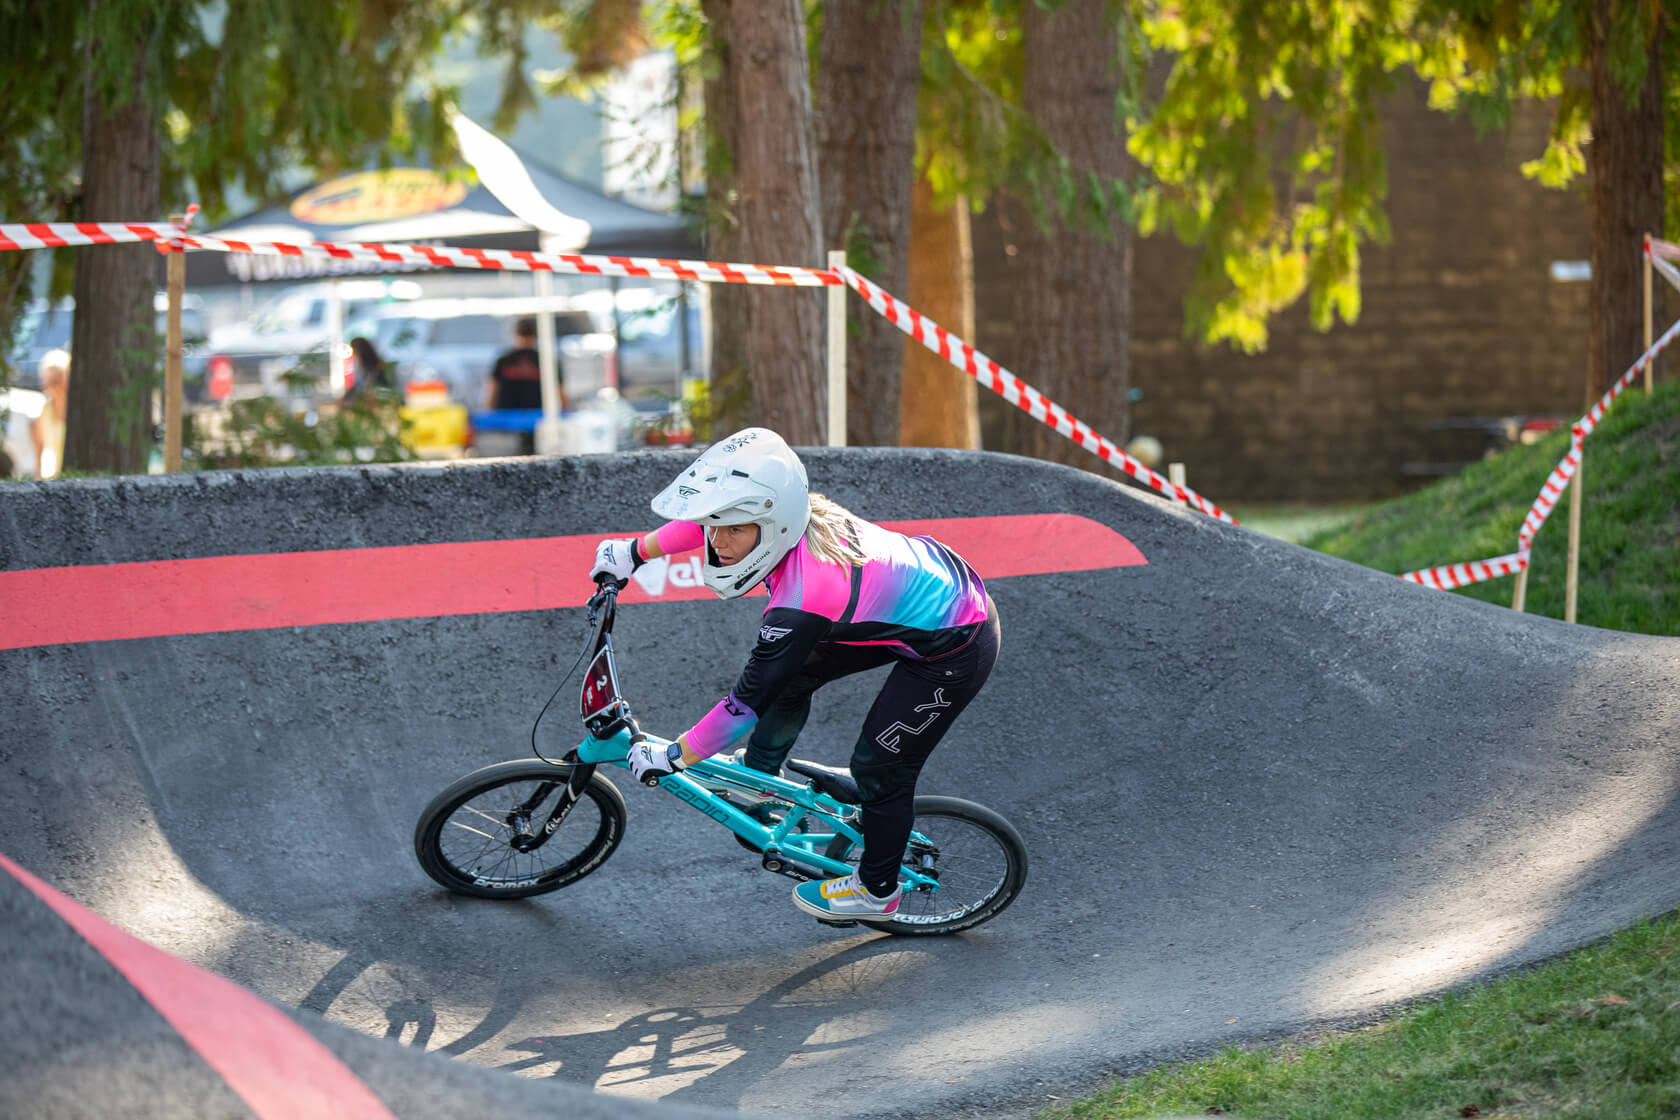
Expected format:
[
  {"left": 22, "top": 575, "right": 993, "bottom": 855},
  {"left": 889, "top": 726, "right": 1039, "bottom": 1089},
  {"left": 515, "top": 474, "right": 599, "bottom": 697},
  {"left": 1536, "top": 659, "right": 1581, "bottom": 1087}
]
[{"left": 651, "top": 427, "right": 810, "bottom": 599}]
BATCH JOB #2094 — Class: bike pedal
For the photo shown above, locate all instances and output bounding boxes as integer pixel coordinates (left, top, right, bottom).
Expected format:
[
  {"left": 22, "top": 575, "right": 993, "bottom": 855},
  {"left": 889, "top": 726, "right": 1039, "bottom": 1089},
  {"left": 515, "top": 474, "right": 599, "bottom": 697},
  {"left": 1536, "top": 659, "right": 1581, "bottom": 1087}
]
[{"left": 816, "top": 918, "right": 859, "bottom": 928}]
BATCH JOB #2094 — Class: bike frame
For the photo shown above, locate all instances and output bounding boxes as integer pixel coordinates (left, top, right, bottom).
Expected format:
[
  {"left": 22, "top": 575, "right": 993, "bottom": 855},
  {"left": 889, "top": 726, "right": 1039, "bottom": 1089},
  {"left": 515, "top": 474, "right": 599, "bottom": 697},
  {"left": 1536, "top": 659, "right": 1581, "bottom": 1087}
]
[{"left": 564, "top": 582, "right": 941, "bottom": 892}]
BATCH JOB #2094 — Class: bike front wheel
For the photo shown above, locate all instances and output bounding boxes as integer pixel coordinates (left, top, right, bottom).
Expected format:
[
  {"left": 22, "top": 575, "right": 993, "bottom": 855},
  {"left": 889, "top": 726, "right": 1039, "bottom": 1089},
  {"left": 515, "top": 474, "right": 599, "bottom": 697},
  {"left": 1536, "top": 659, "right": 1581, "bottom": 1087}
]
[
  {"left": 825, "top": 795, "right": 1028, "bottom": 936},
  {"left": 414, "top": 759, "right": 626, "bottom": 899}
]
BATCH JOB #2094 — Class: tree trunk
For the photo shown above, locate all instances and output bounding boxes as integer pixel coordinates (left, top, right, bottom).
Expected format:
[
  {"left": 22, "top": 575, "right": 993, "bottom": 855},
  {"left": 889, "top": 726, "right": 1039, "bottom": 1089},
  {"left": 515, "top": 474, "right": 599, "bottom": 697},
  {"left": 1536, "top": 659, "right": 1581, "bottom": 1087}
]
[
  {"left": 1587, "top": 0, "right": 1665, "bottom": 399},
  {"left": 702, "top": 0, "right": 826, "bottom": 445},
  {"left": 816, "top": 0, "right": 924, "bottom": 447},
  {"left": 67, "top": 55, "right": 161, "bottom": 476},
  {"left": 699, "top": 4, "right": 752, "bottom": 440},
  {"left": 1006, "top": 0, "right": 1132, "bottom": 471},
  {"left": 900, "top": 172, "right": 979, "bottom": 448}
]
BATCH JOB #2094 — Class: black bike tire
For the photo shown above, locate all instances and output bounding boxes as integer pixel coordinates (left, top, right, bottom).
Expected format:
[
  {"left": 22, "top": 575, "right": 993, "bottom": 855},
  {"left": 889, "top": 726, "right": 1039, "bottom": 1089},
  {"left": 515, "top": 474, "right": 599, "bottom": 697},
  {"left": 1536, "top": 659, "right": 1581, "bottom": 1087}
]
[
  {"left": 414, "top": 759, "right": 627, "bottom": 899},
  {"left": 837, "top": 794, "right": 1028, "bottom": 937}
]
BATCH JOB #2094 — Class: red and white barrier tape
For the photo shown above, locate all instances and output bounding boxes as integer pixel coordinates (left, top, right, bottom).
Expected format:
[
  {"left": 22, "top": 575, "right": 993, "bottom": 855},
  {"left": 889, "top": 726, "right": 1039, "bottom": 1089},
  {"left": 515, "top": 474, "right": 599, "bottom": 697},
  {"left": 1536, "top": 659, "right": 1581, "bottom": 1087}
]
[
  {"left": 1647, "top": 237, "right": 1680, "bottom": 294},
  {"left": 1401, "top": 550, "right": 1529, "bottom": 590},
  {"left": 837, "top": 264, "right": 1235, "bottom": 523},
  {"left": 1403, "top": 313, "right": 1680, "bottom": 588},
  {"left": 1, "top": 213, "right": 839, "bottom": 287},
  {"left": 0, "top": 221, "right": 180, "bottom": 252},
  {"left": 1518, "top": 314, "right": 1680, "bottom": 550},
  {"left": 4, "top": 212, "right": 1232, "bottom": 522},
  {"left": 167, "top": 230, "right": 840, "bottom": 287}
]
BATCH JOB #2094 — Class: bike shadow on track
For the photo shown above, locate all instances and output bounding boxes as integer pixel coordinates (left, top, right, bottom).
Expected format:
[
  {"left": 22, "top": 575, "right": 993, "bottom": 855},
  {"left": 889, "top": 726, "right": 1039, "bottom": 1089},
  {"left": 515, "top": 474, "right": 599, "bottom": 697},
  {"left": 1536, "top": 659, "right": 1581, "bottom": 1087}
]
[
  {"left": 507, "top": 937, "right": 941, "bottom": 1108},
  {"left": 263, "top": 895, "right": 983, "bottom": 1117}
]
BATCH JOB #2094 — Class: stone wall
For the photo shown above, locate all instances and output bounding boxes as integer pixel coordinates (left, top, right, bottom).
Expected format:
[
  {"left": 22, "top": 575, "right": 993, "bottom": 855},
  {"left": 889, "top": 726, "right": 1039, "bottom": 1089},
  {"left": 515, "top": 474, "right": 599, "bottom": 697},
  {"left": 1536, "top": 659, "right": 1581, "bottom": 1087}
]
[{"left": 973, "top": 82, "right": 1599, "bottom": 502}]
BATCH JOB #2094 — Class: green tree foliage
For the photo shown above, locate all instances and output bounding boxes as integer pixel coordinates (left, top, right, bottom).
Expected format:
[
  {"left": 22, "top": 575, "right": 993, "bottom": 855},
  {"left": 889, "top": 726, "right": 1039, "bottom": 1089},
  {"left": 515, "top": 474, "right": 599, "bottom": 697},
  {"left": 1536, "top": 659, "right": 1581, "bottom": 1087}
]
[
  {"left": 0, "top": 0, "right": 468, "bottom": 414},
  {"left": 919, "top": 1, "right": 1142, "bottom": 231},
  {"left": 1128, "top": 0, "right": 1677, "bottom": 353}
]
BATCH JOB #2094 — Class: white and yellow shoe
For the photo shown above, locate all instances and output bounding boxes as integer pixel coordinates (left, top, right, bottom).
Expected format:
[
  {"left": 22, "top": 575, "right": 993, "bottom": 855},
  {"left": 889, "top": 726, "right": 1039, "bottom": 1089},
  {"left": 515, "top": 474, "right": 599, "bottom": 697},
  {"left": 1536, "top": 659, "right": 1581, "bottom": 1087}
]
[{"left": 792, "top": 872, "right": 901, "bottom": 920}]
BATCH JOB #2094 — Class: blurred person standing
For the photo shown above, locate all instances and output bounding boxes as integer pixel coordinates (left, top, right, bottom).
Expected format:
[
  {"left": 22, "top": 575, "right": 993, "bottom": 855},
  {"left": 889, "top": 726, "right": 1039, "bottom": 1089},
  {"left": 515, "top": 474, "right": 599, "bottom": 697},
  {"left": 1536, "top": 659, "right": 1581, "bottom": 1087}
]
[
  {"left": 341, "top": 336, "right": 393, "bottom": 401},
  {"left": 32, "top": 349, "right": 70, "bottom": 479},
  {"left": 484, "top": 316, "right": 565, "bottom": 411}
]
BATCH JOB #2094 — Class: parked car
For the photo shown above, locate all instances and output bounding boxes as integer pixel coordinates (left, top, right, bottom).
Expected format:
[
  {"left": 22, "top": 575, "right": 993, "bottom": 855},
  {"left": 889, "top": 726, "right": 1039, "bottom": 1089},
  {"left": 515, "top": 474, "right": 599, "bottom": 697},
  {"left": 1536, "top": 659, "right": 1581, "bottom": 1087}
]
[
  {"left": 8, "top": 294, "right": 211, "bottom": 395},
  {"left": 205, "top": 279, "right": 422, "bottom": 402},
  {"left": 571, "top": 284, "right": 708, "bottom": 402},
  {"left": 614, "top": 292, "right": 706, "bottom": 401},
  {"left": 342, "top": 296, "right": 614, "bottom": 408}
]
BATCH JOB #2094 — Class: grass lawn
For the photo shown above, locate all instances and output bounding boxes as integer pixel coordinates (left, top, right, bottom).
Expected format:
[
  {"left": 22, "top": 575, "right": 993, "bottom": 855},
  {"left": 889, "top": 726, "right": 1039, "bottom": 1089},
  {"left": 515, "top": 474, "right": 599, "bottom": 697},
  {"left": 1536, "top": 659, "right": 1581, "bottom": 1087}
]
[
  {"left": 1298, "top": 378, "right": 1680, "bottom": 636},
  {"left": 1039, "top": 379, "right": 1680, "bottom": 1118},
  {"left": 1036, "top": 914, "right": 1680, "bottom": 1120},
  {"left": 1223, "top": 503, "right": 1373, "bottom": 545}
]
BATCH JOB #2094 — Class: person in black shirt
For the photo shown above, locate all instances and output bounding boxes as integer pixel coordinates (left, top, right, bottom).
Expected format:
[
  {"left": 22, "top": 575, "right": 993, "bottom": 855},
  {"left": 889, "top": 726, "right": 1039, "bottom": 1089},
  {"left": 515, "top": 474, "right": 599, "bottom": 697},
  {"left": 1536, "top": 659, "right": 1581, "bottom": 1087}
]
[{"left": 485, "top": 316, "right": 566, "bottom": 411}]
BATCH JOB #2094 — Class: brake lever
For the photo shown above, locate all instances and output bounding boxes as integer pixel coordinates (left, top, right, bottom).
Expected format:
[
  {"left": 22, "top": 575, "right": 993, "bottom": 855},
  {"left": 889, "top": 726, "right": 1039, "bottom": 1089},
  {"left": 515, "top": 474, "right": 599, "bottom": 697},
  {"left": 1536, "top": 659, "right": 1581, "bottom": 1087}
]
[{"left": 587, "top": 577, "right": 627, "bottom": 612}]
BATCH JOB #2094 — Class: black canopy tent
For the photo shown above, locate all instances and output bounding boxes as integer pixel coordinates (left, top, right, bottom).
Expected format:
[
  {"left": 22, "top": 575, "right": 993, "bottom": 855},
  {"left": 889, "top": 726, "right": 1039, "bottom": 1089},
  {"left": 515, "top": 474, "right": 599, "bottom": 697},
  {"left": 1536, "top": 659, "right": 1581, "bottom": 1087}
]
[
  {"left": 182, "top": 145, "right": 701, "bottom": 290},
  {"left": 177, "top": 115, "right": 704, "bottom": 427}
]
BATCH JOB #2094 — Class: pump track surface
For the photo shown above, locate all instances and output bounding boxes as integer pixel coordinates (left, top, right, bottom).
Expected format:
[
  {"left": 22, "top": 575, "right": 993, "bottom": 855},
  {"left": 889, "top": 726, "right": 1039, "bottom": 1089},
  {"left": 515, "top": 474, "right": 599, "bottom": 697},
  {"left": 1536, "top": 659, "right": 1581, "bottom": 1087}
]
[{"left": 3, "top": 447, "right": 1678, "bottom": 1120}]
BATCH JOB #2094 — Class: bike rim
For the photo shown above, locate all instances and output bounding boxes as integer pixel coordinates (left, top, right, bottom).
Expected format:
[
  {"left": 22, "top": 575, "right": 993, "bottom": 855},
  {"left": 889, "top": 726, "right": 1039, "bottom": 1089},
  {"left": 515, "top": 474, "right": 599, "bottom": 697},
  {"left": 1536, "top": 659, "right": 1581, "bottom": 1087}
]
[
  {"left": 887, "top": 812, "right": 1012, "bottom": 926},
  {"left": 434, "top": 778, "right": 609, "bottom": 889}
]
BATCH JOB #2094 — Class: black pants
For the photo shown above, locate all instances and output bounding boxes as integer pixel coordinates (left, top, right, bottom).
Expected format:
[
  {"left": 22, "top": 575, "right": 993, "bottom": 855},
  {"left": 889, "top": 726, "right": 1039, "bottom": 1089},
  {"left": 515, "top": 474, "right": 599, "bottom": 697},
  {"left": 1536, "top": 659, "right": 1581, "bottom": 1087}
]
[{"left": 743, "top": 598, "right": 1001, "bottom": 895}]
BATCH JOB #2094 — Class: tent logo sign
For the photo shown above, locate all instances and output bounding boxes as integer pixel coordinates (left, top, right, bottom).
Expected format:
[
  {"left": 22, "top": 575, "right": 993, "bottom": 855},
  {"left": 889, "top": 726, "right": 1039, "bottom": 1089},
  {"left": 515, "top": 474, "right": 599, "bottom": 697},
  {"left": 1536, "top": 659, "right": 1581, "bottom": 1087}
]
[{"left": 290, "top": 169, "right": 468, "bottom": 226}]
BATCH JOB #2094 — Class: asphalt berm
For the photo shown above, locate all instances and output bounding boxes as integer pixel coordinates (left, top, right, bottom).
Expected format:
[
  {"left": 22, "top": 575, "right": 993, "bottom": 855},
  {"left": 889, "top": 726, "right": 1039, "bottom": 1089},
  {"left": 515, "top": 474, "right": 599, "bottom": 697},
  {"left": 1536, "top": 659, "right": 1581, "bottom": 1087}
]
[{"left": 2, "top": 447, "right": 1677, "bottom": 1119}]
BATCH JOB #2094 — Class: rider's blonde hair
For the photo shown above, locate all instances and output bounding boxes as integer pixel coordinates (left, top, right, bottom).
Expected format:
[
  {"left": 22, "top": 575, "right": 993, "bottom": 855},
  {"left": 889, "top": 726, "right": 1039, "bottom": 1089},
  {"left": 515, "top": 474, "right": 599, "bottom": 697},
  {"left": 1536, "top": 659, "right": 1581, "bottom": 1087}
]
[{"left": 803, "top": 493, "right": 870, "bottom": 567}]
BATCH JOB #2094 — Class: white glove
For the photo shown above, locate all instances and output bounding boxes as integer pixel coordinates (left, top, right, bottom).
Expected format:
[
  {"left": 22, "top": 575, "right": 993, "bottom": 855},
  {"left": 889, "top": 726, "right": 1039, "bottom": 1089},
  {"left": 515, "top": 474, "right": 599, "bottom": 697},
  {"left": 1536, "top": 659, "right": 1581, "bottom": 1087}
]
[
  {"left": 591, "top": 537, "right": 642, "bottom": 582},
  {"left": 628, "top": 739, "right": 684, "bottom": 786}
]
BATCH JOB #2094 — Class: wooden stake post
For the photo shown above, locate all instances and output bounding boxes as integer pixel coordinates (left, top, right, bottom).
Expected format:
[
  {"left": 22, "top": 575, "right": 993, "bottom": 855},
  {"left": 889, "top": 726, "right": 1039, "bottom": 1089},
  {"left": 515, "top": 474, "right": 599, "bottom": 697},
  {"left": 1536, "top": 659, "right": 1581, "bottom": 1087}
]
[
  {"left": 1645, "top": 234, "right": 1656, "bottom": 394},
  {"left": 1565, "top": 451, "right": 1583, "bottom": 624},
  {"left": 163, "top": 215, "right": 186, "bottom": 472},
  {"left": 826, "top": 250, "right": 846, "bottom": 447}
]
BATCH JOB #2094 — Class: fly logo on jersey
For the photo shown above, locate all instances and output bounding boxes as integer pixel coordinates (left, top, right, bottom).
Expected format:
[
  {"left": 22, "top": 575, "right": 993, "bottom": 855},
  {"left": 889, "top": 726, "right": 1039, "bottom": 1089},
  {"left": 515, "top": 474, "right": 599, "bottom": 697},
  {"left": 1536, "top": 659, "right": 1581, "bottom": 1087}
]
[
  {"left": 759, "top": 625, "right": 792, "bottom": 642},
  {"left": 874, "top": 688, "right": 952, "bottom": 753}
]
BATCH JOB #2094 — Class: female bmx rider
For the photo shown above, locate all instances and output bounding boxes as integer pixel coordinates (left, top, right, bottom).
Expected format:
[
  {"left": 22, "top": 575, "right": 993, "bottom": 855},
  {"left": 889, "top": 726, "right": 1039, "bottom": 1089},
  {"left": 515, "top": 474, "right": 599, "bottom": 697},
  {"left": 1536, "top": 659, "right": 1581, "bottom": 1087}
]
[{"left": 589, "top": 427, "right": 1001, "bottom": 921}]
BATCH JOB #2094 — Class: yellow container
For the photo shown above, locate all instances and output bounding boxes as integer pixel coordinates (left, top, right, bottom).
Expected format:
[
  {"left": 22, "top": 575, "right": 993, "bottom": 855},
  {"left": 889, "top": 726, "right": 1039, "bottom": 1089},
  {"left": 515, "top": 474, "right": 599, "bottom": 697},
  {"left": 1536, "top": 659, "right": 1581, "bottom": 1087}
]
[{"left": 399, "top": 401, "right": 469, "bottom": 456}]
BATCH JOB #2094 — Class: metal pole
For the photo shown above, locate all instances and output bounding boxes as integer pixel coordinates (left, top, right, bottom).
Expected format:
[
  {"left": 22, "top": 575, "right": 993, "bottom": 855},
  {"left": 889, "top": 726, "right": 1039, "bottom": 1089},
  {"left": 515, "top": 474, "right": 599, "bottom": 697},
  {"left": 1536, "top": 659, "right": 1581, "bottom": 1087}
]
[
  {"left": 826, "top": 249, "right": 847, "bottom": 447},
  {"left": 677, "top": 281, "right": 693, "bottom": 390},
  {"left": 533, "top": 269, "right": 561, "bottom": 455},
  {"left": 1511, "top": 565, "right": 1528, "bottom": 613},
  {"left": 608, "top": 275, "right": 623, "bottom": 396},
  {"left": 1168, "top": 462, "right": 1188, "bottom": 506},
  {"left": 163, "top": 215, "right": 185, "bottom": 472},
  {"left": 325, "top": 277, "right": 345, "bottom": 399}
]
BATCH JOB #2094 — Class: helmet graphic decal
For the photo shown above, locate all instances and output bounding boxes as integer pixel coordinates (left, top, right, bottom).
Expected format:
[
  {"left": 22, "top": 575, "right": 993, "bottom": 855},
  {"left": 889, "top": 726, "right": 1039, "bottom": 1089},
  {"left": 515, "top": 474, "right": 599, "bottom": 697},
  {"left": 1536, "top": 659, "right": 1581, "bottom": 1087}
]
[{"left": 649, "top": 428, "right": 810, "bottom": 600}]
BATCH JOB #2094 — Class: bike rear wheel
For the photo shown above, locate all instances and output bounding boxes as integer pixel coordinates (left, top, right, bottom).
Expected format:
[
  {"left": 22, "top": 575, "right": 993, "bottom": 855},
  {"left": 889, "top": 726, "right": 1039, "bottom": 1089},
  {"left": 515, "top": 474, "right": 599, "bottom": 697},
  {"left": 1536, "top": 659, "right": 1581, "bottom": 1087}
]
[
  {"left": 825, "top": 795, "right": 1027, "bottom": 936},
  {"left": 414, "top": 759, "right": 626, "bottom": 899}
]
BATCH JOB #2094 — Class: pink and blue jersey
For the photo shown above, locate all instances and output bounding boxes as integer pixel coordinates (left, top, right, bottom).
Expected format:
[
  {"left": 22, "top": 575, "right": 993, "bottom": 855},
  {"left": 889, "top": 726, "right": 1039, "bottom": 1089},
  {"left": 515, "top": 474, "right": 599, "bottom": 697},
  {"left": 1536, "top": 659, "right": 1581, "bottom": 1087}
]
[{"left": 657, "top": 518, "right": 989, "bottom": 757}]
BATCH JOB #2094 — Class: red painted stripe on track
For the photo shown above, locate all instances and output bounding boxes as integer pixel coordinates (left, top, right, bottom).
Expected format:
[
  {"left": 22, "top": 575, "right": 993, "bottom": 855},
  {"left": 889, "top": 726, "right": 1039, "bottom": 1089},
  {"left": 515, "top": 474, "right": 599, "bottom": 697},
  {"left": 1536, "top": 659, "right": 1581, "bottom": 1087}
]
[
  {"left": 0, "top": 513, "right": 1144, "bottom": 650},
  {"left": 0, "top": 853, "right": 397, "bottom": 1120}
]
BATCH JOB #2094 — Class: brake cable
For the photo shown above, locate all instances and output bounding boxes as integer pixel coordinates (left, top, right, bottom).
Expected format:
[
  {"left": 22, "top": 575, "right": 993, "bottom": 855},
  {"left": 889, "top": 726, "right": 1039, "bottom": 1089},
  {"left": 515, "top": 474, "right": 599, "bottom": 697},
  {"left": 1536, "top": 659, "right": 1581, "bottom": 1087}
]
[{"left": 530, "top": 595, "right": 604, "bottom": 766}]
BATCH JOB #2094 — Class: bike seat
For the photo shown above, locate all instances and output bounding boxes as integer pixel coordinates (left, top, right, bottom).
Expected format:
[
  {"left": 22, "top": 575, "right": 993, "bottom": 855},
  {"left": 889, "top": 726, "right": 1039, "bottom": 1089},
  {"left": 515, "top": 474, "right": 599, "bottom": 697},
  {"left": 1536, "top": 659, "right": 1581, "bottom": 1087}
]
[{"left": 785, "top": 759, "right": 861, "bottom": 804}]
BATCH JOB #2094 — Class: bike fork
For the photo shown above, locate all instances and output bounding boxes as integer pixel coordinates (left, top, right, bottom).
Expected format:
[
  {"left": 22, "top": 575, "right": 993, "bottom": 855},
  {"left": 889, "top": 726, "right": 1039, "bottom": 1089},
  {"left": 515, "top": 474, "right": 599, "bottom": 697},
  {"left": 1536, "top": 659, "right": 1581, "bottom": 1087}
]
[{"left": 510, "top": 764, "right": 596, "bottom": 853}]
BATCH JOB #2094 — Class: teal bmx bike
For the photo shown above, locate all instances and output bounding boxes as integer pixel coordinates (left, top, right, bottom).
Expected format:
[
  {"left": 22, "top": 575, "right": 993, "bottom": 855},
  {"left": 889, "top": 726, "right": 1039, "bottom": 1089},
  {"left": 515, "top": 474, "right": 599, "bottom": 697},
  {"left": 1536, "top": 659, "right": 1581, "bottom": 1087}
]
[{"left": 414, "top": 579, "right": 1027, "bottom": 936}]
